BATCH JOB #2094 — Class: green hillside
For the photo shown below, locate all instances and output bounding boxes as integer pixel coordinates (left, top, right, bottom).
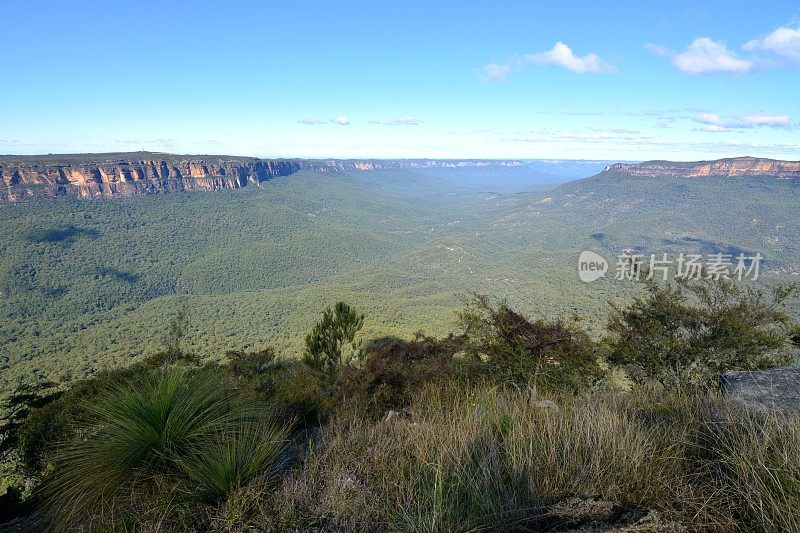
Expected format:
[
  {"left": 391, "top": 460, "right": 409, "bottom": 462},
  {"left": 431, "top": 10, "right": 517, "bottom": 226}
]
[{"left": 1, "top": 167, "right": 798, "bottom": 397}]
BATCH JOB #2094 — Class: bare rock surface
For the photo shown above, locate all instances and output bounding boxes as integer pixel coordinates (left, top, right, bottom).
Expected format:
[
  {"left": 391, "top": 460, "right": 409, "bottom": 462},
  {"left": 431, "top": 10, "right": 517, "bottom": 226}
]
[{"left": 721, "top": 366, "right": 800, "bottom": 416}]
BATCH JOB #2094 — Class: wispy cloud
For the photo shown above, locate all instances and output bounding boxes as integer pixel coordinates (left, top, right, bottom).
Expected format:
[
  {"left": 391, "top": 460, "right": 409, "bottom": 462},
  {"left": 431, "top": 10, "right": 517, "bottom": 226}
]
[
  {"left": 743, "top": 25, "right": 800, "bottom": 66},
  {"left": 297, "top": 117, "right": 327, "bottom": 125},
  {"left": 692, "top": 112, "right": 790, "bottom": 132},
  {"left": 477, "top": 62, "right": 514, "bottom": 82},
  {"left": 647, "top": 37, "right": 753, "bottom": 75},
  {"left": 503, "top": 129, "right": 799, "bottom": 158},
  {"left": 477, "top": 41, "right": 617, "bottom": 82},
  {"left": 298, "top": 116, "right": 352, "bottom": 126},
  {"left": 368, "top": 116, "right": 425, "bottom": 126}
]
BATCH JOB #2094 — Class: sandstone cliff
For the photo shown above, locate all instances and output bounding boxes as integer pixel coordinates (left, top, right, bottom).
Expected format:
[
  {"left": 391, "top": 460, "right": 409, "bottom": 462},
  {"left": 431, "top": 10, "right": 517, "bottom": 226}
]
[
  {"left": 0, "top": 153, "right": 526, "bottom": 202},
  {"left": 604, "top": 157, "right": 800, "bottom": 179}
]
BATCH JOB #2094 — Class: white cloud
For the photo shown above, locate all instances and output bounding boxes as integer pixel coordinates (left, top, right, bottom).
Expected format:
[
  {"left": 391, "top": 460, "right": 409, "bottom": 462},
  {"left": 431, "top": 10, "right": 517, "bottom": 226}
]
[
  {"left": 522, "top": 42, "right": 618, "bottom": 74},
  {"left": 649, "top": 37, "right": 753, "bottom": 75},
  {"left": 744, "top": 26, "right": 800, "bottom": 65},
  {"left": 297, "top": 117, "right": 326, "bottom": 125},
  {"left": 477, "top": 42, "right": 617, "bottom": 81},
  {"left": 368, "top": 116, "right": 425, "bottom": 126},
  {"left": 330, "top": 116, "right": 351, "bottom": 126},
  {"left": 691, "top": 112, "right": 790, "bottom": 131}
]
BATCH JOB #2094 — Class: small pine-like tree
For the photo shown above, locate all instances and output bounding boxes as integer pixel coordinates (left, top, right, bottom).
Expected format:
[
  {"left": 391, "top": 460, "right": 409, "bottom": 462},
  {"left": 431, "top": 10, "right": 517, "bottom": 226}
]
[
  {"left": 161, "top": 307, "right": 188, "bottom": 364},
  {"left": 304, "top": 302, "right": 365, "bottom": 383}
]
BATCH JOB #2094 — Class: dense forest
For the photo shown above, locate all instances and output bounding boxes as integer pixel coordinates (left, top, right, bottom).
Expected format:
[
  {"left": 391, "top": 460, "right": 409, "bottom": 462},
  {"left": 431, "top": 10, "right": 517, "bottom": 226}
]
[{"left": 1, "top": 167, "right": 797, "bottom": 404}]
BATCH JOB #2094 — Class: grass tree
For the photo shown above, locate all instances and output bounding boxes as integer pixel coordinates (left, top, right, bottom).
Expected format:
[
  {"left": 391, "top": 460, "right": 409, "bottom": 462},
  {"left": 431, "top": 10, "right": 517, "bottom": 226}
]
[{"left": 39, "top": 368, "right": 288, "bottom": 530}]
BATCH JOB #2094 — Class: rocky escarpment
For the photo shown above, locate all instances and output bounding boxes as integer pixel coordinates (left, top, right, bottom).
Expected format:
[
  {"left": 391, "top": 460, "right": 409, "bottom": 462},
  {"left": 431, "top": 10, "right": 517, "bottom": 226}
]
[
  {"left": 604, "top": 157, "right": 800, "bottom": 179},
  {"left": 0, "top": 155, "right": 309, "bottom": 202},
  {"left": 0, "top": 153, "right": 526, "bottom": 202}
]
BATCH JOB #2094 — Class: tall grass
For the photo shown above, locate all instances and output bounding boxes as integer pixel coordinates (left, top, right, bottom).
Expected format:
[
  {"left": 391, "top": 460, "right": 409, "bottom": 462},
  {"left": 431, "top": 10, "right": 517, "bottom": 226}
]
[
  {"left": 271, "top": 385, "right": 800, "bottom": 532},
  {"left": 272, "top": 386, "right": 696, "bottom": 531},
  {"left": 38, "top": 368, "right": 289, "bottom": 531},
  {"left": 700, "top": 409, "right": 800, "bottom": 532}
]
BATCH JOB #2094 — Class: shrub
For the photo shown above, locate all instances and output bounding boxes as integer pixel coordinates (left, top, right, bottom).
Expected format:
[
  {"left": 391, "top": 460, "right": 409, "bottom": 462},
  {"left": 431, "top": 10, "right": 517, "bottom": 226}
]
[
  {"left": 459, "top": 295, "right": 602, "bottom": 390},
  {"left": 227, "top": 347, "right": 278, "bottom": 381},
  {"left": 271, "top": 361, "right": 335, "bottom": 426},
  {"left": 226, "top": 347, "right": 280, "bottom": 397},
  {"left": 336, "top": 333, "right": 462, "bottom": 417},
  {"left": 15, "top": 352, "right": 203, "bottom": 480},
  {"left": 161, "top": 307, "right": 189, "bottom": 365},
  {"left": 607, "top": 277, "right": 797, "bottom": 387}
]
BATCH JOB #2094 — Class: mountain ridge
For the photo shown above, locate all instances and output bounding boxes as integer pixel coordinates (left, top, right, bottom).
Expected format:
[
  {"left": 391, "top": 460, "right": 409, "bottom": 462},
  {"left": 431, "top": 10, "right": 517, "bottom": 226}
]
[
  {"left": 604, "top": 156, "right": 800, "bottom": 179},
  {"left": 2, "top": 153, "right": 799, "bottom": 202},
  {"left": 0, "top": 152, "right": 526, "bottom": 202}
]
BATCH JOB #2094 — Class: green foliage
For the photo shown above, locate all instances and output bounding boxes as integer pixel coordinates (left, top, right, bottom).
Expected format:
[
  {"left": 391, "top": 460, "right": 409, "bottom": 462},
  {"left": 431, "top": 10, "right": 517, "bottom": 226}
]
[
  {"left": 270, "top": 362, "right": 334, "bottom": 425},
  {"left": 1, "top": 276, "right": 799, "bottom": 529},
  {"left": 227, "top": 347, "right": 278, "bottom": 382},
  {"left": 0, "top": 383, "right": 59, "bottom": 464},
  {"left": 180, "top": 420, "right": 289, "bottom": 504},
  {"left": 459, "top": 294, "right": 602, "bottom": 389},
  {"left": 607, "top": 276, "right": 797, "bottom": 387},
  {"left": 38, "top": 367, "right": 288, "bottom": 530},
  {"left": 161, "top": 307, "right": 188, "bottom": 364},
  {"left": 304, "top": 301, "right": 365, "bottom": 384},
  {"left": 9, "top": 350, "right": 193, "bottom": 480},
  {"left": 790, "top": 323, "right": 800, "bottom": 349}
]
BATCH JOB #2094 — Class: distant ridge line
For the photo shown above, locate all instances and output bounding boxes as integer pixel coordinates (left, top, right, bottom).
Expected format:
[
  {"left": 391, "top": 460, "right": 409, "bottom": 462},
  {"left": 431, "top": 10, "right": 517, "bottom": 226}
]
[
  {"left": 602, "top": 156, "right": 800, "bottom": 179},
  {"left": 0, "top": 153, "right": 527, "bottom": 202}
]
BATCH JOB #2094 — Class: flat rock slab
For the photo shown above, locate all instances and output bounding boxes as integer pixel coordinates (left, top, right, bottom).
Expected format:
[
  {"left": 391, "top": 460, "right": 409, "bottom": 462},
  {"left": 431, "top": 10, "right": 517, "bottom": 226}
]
[{"left": 721, "top": 367, "right": 800, "bottom": 416}]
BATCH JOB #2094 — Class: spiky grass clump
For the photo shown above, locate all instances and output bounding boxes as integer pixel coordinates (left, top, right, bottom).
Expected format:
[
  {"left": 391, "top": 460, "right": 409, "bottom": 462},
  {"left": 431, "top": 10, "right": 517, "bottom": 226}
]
[
  {"left": 39, "top": 368, "right": 288, "bottom": 530},
  {"left": 181, "top": 420, "right": 289, "bottom": 504}
]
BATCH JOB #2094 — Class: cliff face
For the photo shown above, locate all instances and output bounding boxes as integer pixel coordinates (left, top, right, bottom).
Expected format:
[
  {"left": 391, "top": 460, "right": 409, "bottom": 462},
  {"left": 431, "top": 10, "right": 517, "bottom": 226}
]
[
  {"left": 0, "top": 153, "right": 525, "bottom": 202},
  {"left": 0, "top": 156, "right": 309, "bottom": 202},
  {"left": 604, "top": 157, "right": 800, "bottom": 179}
]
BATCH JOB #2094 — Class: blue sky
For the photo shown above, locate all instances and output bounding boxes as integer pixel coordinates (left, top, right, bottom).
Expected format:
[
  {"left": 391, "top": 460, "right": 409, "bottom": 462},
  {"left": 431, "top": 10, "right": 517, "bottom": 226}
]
[{"left": 1, "top": 1, "right": 798, "bottom": 160}]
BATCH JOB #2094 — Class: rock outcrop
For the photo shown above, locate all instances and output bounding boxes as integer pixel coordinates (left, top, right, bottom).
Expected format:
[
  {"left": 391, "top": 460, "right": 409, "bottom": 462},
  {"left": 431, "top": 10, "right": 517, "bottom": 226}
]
[
  {"left": 0, "top": 153, "right": 526, "bottom": 202},
  {"left": 604, "top": 157, "right": 800, "bottom": 179},
  {"left": 721, "top": 367, "right": 800, "bottom": 416}
]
